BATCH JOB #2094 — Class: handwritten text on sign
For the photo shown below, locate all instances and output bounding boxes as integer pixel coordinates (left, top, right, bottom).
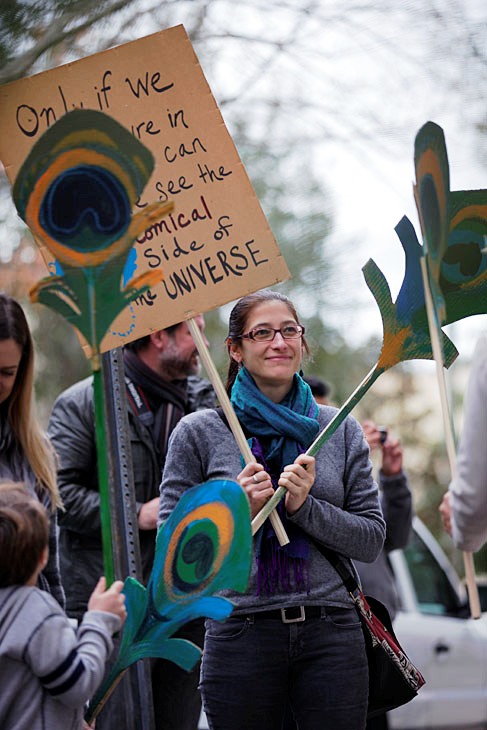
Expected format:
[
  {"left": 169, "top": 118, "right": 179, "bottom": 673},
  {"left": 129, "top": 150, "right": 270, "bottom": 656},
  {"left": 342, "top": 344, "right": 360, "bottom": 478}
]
[{"left": 0, "top": 25, "right": 289, "bottom": 351}]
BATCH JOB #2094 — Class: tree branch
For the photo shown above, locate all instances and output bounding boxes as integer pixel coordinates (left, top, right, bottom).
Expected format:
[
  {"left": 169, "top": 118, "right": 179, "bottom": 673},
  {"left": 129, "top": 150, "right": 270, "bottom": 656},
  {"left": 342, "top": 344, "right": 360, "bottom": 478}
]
[{"left": 0, "top": 0, "right": 135, "bottom": 85}]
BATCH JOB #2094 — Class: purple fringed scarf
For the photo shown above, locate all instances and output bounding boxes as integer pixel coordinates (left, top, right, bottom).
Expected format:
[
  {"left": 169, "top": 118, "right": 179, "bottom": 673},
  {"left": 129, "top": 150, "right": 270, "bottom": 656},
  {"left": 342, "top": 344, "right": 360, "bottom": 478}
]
[{"left": 252, "top": 437, "right": 312, "bottom": 595}]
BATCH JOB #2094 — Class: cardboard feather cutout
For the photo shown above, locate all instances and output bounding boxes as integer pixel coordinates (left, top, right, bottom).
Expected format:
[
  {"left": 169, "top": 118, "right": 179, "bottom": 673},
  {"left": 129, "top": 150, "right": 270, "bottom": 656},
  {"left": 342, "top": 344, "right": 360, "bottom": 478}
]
[
  {"left": 86, "top": 479, "right": 252, "bottom": 722},
  {"left": 412, "top": 121, "right": 487, "bottom": 483},
  {"left": 298, "top": 123, "right": 487, "bottom": 460},
  {"left": 414, "top": 121, "right": 487, "bottom": 331},
  {"left": 305, "top": 218, "right": 458, "bottom": 447},
  {"left": 252, "top": 212, "right": 460, "bottom": 532},
  {"left": 413, "top": 120, "right": 451, "bottom": 328},
  {"left": 13, "top": 109, "right": 173, "bottom": 368},
  {"left": 365, "top": 216, "right": 458, "bottom": 372}
]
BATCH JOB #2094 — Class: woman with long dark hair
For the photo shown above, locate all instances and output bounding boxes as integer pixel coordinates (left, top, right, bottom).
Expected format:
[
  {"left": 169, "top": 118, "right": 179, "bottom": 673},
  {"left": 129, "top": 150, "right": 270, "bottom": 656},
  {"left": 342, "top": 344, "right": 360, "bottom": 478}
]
[
  {"left": 158, "top": 289, "right": 385, "bottom": 730},
  {"left": 0, "top": 292, "right": 64, "bottom": 606}
]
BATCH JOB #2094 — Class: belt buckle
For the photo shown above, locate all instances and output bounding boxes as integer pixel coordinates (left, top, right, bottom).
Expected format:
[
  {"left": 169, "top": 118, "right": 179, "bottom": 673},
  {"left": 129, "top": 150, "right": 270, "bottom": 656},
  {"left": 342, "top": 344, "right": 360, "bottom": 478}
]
[{"left": 281, "top": 606, "right": 306, "bottom": 623}]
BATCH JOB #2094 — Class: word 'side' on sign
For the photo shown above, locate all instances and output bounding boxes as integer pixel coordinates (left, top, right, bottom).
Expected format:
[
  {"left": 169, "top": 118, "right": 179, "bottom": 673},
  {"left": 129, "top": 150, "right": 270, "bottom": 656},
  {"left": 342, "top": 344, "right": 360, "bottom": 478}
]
[{"left": 0, "top": 25, "right": 290, "bottom": 352}]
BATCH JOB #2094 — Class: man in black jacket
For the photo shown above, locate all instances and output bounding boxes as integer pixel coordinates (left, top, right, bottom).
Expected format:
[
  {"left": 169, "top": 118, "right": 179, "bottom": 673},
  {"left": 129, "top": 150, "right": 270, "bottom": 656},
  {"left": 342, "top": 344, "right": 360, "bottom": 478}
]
[{"left": 48, "top": 316, "right": 215, "bottom": 730}]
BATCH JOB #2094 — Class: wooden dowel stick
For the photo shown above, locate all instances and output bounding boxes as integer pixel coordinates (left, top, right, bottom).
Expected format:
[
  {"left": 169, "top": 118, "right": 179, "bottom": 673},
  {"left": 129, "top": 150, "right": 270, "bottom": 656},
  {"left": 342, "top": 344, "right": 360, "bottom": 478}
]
[
  {"left": 187, "top": 317, "right": 289, "bottom": 546},
  {"left": 420, "top": 257, "right": 480, "bottom": 619}
]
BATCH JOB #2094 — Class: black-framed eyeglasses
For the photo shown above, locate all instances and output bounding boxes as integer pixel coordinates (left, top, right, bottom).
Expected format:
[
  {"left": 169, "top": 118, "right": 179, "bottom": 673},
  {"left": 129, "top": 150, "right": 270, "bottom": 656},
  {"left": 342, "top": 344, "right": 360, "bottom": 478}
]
[{"left": 240, "top": 324, "right": 305, "bottom": 342}]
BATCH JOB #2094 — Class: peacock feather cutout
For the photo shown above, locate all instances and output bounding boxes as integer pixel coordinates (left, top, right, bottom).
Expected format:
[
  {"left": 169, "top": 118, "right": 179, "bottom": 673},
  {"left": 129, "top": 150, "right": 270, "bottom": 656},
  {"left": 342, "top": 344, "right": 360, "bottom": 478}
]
[
  {"left": 413, "top": 121, "right": 487, "bottom": 329},
  {"left": 11, "top": 109, "right": 178, "bottom": 585},
  {"left": 363, "top": 215, "right": 458, "bottom": 374},
  {"left": 304, "top": 122, "right": 485, "bottom": 459},
  {"left": 86, "top": 479, "right": 252, "bottom": 722},
  {"left": 12, "top": 108, "right": 174, "bottom": 366}
]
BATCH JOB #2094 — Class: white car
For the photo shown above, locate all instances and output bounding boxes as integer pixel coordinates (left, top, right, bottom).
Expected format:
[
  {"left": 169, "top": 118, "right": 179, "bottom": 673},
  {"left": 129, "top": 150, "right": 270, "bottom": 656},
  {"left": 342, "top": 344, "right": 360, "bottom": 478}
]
[
  {"left": 388, "top": 516, "right": 487, "bottom": 730},
  {"left": 200, "top": 517, "right": 487, "bottom": 730}
]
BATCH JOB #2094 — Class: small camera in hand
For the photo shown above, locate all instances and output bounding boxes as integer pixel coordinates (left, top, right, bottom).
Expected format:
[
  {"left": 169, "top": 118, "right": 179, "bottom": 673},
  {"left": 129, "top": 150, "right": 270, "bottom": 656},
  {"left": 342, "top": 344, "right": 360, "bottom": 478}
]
[{"left": 378, "top": 426, "right": 388, "bottom": 445}]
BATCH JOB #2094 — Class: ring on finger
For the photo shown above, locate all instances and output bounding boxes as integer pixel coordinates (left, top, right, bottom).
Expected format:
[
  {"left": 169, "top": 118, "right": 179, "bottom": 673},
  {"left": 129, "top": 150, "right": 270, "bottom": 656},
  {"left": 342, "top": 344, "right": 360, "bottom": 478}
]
[{"left": 252, "top": 474, "right": 259, "bottom": 484}]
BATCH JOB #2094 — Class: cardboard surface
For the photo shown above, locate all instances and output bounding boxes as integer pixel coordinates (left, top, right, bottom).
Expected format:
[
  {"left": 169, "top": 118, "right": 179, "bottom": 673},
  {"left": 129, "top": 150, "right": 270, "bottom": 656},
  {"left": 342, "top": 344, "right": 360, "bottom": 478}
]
[{"left": 0, "top": 25, "right": 289, "bottom": 351}]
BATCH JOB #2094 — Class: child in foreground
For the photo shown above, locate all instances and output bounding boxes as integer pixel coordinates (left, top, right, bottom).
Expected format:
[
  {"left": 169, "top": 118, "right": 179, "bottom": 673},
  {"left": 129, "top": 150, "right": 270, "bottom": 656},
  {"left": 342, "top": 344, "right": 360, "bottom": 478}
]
[{"left": 0, "top": 482, "right": 126, "bottom": 730}]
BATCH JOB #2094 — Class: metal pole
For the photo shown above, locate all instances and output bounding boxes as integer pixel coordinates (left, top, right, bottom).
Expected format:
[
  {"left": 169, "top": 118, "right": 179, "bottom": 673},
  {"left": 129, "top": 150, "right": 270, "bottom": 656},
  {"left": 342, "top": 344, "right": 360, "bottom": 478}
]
[{"left": 101, "top": 347, "right": 156, "bottom": 730}]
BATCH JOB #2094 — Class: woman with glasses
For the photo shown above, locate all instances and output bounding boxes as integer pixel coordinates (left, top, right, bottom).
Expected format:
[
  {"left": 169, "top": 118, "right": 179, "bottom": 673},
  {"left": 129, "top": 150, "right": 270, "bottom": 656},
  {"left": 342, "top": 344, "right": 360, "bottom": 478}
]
[
  {"left": 158, "top": 289, "right": 385, "bottom": 730},
  {"left": 0, "top": 292, "right": 64, "bottom": 608}
]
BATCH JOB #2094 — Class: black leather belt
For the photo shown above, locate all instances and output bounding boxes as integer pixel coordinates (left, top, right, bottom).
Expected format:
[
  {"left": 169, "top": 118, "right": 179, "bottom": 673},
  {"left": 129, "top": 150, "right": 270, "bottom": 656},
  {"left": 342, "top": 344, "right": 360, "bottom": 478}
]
[{"left": 250, "top": 606, "right": 322, "bottom": 623}]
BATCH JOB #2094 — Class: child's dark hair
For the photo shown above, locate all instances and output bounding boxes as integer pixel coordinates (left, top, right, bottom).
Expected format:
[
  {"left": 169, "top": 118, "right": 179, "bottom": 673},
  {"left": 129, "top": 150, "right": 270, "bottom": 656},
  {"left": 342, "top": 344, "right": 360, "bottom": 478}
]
[{"left": 0, "top": 483, "right": 49, "bottom": 587}]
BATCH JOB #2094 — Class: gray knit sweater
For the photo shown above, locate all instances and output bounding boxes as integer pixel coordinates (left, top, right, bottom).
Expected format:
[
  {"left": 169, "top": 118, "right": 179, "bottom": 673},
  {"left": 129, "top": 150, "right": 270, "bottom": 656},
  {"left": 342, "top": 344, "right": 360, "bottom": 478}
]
[
  {"left": 0, "top": 585, "right": 120, "bottom": 730},
  {"left": 158, "top": 406, "right": 385, "bottom": 613}
]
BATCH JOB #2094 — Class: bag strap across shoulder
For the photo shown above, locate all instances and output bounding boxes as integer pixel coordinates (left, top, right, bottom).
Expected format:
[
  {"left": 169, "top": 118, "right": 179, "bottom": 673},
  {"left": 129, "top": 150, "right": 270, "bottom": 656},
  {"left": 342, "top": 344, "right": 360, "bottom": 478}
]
[{"left": 310, "top": 539, "right": 361, "bottom": 596}]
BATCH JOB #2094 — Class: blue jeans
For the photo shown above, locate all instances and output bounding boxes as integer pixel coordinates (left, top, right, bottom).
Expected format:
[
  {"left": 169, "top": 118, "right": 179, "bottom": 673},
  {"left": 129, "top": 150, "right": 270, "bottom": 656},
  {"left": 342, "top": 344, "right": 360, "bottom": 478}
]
[{"left": 201, "top": 606, "right": 368, "bottom": 730}]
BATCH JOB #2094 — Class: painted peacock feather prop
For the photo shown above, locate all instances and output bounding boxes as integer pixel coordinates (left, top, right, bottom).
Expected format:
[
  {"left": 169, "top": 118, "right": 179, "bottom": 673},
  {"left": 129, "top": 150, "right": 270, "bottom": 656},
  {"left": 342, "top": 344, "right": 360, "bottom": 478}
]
[
  {"left": 412, "top": 120, "right": 487, "bottom": 617},
  {"left": 13, "top": 108, "right": 173, "bottom": 367},
  {"left": 12, "top": 108, "right": 175, "bottom": 584},
  {"left": 413, "top": 120, "right": 487, "bottom": 332},
  {"left": 86, "top": 479, "right": 252, "bottom": 723}
]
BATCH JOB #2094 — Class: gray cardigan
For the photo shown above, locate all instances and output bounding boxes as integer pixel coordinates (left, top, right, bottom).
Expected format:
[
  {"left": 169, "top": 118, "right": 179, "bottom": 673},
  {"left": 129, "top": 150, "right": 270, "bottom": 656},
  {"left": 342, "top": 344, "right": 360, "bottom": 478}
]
[
  {"left": 0, "top": 585, "right": 120, "bottom": 730},
  {"left": 158, "top": 406, "right": 385, "bottom": 613}
]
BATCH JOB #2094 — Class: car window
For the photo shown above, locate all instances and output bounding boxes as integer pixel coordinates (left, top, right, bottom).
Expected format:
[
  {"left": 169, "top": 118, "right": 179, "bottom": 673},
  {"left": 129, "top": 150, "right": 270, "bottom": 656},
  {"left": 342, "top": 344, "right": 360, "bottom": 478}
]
[{"left": 403, "top": 530, "right": 461, "bottom": 615}]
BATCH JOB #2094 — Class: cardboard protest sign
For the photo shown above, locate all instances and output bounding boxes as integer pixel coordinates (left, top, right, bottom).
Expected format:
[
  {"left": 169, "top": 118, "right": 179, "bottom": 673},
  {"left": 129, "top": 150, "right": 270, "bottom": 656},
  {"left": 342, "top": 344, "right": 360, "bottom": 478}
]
[{"left": 0, "top": 24, "right": 289, "bottom": 352}]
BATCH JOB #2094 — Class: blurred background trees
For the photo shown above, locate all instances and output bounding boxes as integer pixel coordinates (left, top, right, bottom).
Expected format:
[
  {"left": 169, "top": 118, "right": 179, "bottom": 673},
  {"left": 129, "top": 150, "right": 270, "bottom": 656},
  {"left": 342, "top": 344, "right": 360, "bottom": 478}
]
[{"left": 1, "top": 0, "right": 486, "bottom": 571}]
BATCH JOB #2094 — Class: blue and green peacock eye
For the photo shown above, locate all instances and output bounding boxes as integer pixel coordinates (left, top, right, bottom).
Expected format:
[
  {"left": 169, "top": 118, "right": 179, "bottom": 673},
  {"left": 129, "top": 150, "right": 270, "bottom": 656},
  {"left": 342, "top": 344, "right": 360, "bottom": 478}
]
[
  {"left": 442, "top": 241, "right": 485, "bottom": 284},
  {"left": 11, "top": 109, "right": 171, "bottom": 352},
  {"left": 39, "top": 165, "right": 131, "bottom": 250},
  {"left": 173, "top": 522, "right": 217, "bottom": 591},
  {"left": 87, "top": 480, "right": 252, "bottom": 719}
]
